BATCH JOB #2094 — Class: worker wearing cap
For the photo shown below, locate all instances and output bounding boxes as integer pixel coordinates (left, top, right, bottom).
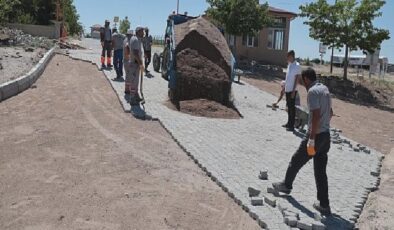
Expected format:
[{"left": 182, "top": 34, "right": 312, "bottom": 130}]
[
  {"left": 127, "top": 26, "right": 144, "bottom": 104},
  {"left": 111, "top": 28, "right": 125, "bottom": 80},
  {"left": 123, "top": 29, "right": 134, "bottom": 94},
  {"left": 142, "top": 27, "right": 153, "bottom": 74},
  {"left": 100, "top": 20, "right": 113, "bottom": 69}
]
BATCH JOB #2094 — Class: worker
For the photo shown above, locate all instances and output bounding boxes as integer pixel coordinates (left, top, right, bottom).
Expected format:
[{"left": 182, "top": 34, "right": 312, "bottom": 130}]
[
  {"left": 128, "top": 26, "right": 144, "bottom": 104},
  {"left": 100, "top": 20, "right": 113, "bottom": 69},
  {"left": 273, "top": 80, "right": 300, "bottom": 108},
  {"left": 142, "top": 27, "right": 153, "bottom": 74},
  {"left": 273, "top": 68, "right": 333, "bottom": 216},
  {"left": 123, "top": 29, "right": 133, "bottom": 94},
  {"left": 111, "top": 28, "right": 125, "bottom": 80},
  {"left": 282, "top": 50, "right": 301, "bottom": 132}
]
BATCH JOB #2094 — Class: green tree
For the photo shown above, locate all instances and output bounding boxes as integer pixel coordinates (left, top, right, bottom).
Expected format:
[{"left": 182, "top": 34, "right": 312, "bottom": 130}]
[
  {"left": 119, "top": 16, "right": 131, "bottom": 34},
  {"left": 63, "top": 0, "right": 82, "bottom": 35},
  {"left": 0, "top": 0, "right": 20, "bottom": 24},
  {"left": 206, "top": 0, "right": 271, "bottom": 59},
  {"left": 300, "top": 0, "right": 390, "bottom": 80}
]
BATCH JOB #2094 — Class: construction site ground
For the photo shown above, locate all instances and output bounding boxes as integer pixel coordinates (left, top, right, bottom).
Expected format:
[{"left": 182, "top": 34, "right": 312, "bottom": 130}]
[
  {"left": 0, "top": 37, "right": 393, "bottom": 230},
  {"left": 0, "top": 55, "right": 260, "bottom": 230},
  {"left": 65, "top": 39, "right": 384, "bottom": 229}
]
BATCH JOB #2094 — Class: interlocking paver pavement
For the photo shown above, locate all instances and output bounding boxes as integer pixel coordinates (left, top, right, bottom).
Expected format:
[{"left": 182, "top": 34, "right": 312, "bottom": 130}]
[{"left": 68, "top": 39, "right": 383, "bottom": 229}]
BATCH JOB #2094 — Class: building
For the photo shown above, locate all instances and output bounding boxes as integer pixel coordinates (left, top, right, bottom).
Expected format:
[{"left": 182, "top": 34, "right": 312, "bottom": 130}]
[
  {"left": 226, "top": 6, "right": 297, "bottom": 67},
  {"left": 90, "top": 24, "right": 102, "bottom": 39}
]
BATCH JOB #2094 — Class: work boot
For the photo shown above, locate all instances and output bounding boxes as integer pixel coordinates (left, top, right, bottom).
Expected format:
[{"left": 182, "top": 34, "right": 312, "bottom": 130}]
[
  {"left": 313, "top": 201, "right": 332, "bottom": 216},
  {"left": 282, "top": 124, "right": 289, "bottom": 128},
  {"left": 272, "top": 182, "right": 291, "bottom": 194}
]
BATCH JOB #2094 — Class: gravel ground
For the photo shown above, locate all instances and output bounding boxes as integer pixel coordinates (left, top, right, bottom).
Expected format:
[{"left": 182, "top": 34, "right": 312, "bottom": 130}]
[
  {"left": 0, "top": 55, "right": 260, "bottom": 230},
  {"left": 0, "top": 46, "right": 46, "bottom": 84}
]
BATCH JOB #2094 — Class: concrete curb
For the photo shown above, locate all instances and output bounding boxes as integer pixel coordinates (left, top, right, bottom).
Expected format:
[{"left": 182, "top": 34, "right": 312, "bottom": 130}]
[{"left": 0, "top": 47, "right": 56, "bottom": 102}]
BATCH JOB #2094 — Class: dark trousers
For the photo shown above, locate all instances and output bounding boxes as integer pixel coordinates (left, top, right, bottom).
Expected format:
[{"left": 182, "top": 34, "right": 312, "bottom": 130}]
[
  {"left": 286, "top": 92, "right": 296, "bottom": 128},
  {"left": 284, "top": 132, "right": 331, "bottom": 207},
  {"left": 144, "top": 50, "right": 151, "bottom": 69},
  {"left": 113, "top": 49, "right": 123, "bottom": 77},
  {"left": 101, "top": 41, "right": 112, "bottom": 58}
]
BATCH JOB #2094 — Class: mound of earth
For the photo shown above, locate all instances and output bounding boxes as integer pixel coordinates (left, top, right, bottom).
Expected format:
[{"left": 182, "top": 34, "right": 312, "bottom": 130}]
[
  {"left": 319, "top": 75, "right": 394, "bottom": 111},
  {"left": 176, "top": 48, "right": 231, "bottom": 104},
  {"left": 166, "top": 99, "right": 240, "bottom": 119},
  {"left": 173, "top": 17, "right": 233, "bottom": 105},
  {"left": 175, "top": 17, "right": 232, "bottom": 78}
]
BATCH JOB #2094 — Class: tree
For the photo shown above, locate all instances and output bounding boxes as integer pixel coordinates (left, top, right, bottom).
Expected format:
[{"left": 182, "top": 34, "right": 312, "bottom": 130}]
[
  {"left": 300, "top": 0, "right": 390, "bottom": 80},
  {"left": 119, "top": 16, "right": 131, "bottom": 34},
  {"left": 62, "top": 0, "right": 82, "bottom": 35},
  {"left": 0, "top": 0, "right": 21, "bottom": 24},
  {"left": 206, "top": 0, "right": 271, "bottom": 60}
]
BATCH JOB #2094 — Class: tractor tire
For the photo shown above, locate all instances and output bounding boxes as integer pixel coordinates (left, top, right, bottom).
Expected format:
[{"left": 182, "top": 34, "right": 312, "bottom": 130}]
[
  {"left": 161, "top": 47, "right": 170, "bottom": 81},
  {"left": 153, "top": 52, "right": 161, "bottom": 72}
]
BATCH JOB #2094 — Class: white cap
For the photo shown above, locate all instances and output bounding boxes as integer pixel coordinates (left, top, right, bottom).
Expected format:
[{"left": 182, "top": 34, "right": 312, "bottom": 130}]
[{"left": 126, "top": 29, "right": 133, "bottom": 35}]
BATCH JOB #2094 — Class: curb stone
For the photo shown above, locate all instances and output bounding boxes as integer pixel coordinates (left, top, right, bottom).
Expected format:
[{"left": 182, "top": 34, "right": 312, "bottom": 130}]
[{"left": 0, "top": 47, "right": 55, "bottom": 102}]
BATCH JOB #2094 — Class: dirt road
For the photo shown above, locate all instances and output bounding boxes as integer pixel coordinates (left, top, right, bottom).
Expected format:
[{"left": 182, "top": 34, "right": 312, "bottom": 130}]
[
  {"left": 243, "top": 76, "right": 394, "bottom": 230},
  {"left": 0, "top": 55, "right": 260, "bottom": 230}
]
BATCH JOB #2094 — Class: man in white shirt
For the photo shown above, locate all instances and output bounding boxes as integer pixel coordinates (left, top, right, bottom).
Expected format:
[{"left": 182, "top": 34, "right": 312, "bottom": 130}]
[{"left": 283, "top": 50, "right": 301, "bottom": 131}]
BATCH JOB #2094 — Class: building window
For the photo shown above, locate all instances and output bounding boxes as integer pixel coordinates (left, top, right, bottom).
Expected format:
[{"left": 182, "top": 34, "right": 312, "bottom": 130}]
[
  {"left": 272, "top": 17, "right": 287, "bottom": 28},
  {"left": 242, "top": 34, "right": 259, "bottom": 48},
  {"left": 267, "top": 29, "right": 285, "bottom": 50}
]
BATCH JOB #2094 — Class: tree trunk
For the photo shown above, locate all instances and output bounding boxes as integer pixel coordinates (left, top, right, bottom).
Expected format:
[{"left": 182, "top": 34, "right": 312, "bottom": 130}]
[
  {"left": 343, "top": 44, "right": 349, "bottom": 80},
  {"left": 330, "top": 46, "right": 334, "bottom": 74}
]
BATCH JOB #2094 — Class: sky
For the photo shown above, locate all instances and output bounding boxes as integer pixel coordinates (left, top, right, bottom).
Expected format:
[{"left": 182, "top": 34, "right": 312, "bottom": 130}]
[{"left": 74, "top": 0, "right": 394, "bottom": 62}]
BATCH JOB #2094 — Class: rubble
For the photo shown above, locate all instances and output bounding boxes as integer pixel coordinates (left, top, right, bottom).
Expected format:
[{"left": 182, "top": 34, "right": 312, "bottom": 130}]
[{"left": 0, "top": 26, "right": 55, "bottom": 50}]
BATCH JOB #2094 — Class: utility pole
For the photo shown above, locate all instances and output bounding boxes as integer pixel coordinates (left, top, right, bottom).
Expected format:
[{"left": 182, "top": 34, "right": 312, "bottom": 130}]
[{"left": 177, "top": 0, "right": 179, "bottom": 14}]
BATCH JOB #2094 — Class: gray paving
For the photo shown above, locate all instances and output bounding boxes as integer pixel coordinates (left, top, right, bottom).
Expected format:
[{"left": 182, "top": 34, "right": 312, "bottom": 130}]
[{"left": 68, "top": 39, "right": 383, "bottom": 230}]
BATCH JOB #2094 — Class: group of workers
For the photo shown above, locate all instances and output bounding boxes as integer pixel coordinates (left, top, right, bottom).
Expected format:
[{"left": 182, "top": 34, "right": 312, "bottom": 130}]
[{"left": 100, "top": 20, "right": 153, "bottom": 105}]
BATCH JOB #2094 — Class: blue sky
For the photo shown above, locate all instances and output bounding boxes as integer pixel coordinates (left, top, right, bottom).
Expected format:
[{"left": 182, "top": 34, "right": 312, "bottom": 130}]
[{"left": 74, "top": 0, "right": 394, "bottom": 62}]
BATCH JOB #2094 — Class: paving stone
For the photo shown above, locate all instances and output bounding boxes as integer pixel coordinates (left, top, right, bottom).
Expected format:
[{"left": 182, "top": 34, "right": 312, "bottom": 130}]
[
  {"left": 248, "top": 187, "right": 261, "bottom": 197},
  {"left": 297, "top": 220, "right": 313, "bottom": 230},
  {"left": 284, "top": 216, "right": 298, "bottom": 227},
  {"left": 251, "top": 198, "right": 264, "bottom": 206},
  {"left": 259, "top": 170, "right": 268, "bottom": 180},
  {"left": 370, "top": 171, "right": 379, "bottom": 177},
  {"left": 312, "top": 221, "right": 326, "bottom": 230},
  {"left": 264, "top": 194, "right": 277, "bottom": 207}
]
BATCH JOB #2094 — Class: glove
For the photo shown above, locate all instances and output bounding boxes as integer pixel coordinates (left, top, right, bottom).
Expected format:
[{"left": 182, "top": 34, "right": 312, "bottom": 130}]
[{"left": 307, "top": 139, "right": 316, "bottom": 157}]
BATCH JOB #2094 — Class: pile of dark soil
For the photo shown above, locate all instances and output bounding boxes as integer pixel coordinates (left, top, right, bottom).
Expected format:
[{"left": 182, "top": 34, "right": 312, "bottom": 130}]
[
  {"left": 166, "top": 99, "right": 240, "bottom": 119},
  {"left": 176, "top": 48, "right": 231, "bottom": 104},
  {"left": 168, "top": 16, "right": 239, "bottom": 118},
  {"left": 174, "top": 17, "right": 233, "bottom": 105}
]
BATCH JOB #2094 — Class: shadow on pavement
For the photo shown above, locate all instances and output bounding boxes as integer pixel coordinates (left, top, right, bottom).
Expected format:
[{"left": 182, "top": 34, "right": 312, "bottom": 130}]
[{"left": 286, "top": 196, "right": 354, "bottom": 230}]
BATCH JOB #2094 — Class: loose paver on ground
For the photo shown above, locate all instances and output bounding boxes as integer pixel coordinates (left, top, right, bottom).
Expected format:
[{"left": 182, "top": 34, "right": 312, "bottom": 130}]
[{"left": 68, "top": 39, "right": 383, "bottom": 229}]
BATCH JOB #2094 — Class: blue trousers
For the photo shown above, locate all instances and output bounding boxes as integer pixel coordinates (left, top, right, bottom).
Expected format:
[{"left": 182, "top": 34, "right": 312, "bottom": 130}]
[{"left": 113, "top": 49, "right": 123, "bottom": 77}]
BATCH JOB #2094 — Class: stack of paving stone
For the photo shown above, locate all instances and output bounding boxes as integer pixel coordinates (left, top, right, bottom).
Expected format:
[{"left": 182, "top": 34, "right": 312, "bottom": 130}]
[{"left": 330, "top": 128, "right": 371, "bottom": 154}]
